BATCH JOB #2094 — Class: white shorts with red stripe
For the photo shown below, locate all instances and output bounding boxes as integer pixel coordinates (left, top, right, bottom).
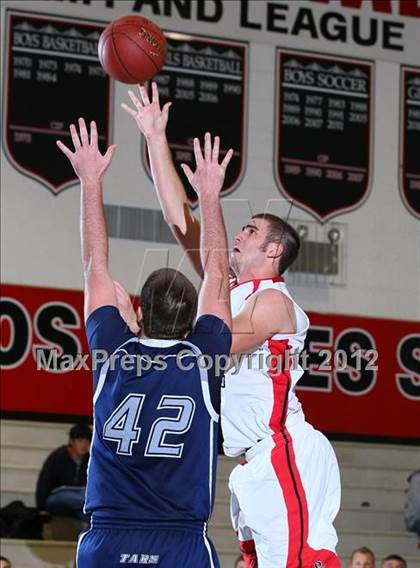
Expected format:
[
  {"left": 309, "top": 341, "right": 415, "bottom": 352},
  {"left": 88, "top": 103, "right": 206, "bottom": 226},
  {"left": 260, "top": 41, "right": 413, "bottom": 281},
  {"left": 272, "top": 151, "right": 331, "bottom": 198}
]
[{"left": 229, "top": 420, "right": 341, "bottom": 568}]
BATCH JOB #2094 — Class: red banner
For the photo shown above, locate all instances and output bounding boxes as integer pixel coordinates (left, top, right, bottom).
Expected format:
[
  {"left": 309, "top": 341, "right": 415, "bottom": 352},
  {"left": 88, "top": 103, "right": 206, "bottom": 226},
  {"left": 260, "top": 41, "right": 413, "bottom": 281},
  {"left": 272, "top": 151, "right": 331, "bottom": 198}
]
[
  {"left": 0, "top": 284, "right": 92, "bottom": 417},
  {"left": 1, "top": 284, "right": 419, "bottom": 440},
  {"left": 297, "top": 312, "right": 420, "bottom": 440}
]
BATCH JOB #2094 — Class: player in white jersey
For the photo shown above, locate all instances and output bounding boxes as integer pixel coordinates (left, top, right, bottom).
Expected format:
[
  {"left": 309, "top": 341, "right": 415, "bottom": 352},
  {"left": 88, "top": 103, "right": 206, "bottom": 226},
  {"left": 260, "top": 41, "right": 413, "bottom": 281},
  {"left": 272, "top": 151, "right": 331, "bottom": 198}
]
[
  {"left": 122, "top": 83, "right": 341, "bottom": 568},
  {"left": 223, "top": 268, "right": 308, "bottom": 455}
]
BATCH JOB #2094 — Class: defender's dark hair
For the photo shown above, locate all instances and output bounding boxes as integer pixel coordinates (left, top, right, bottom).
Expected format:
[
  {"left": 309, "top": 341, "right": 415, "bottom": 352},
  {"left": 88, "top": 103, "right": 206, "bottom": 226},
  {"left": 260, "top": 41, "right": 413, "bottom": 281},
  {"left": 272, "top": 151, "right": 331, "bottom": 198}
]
[
  {"left": 69, "top": 423, "right": 92, "bottom": 441},
  {"left": 252, "top": 213, "right": 300, "bottom": 275},
  {"left": 140, "top": 268, "right": 197, "bottom": 339}
]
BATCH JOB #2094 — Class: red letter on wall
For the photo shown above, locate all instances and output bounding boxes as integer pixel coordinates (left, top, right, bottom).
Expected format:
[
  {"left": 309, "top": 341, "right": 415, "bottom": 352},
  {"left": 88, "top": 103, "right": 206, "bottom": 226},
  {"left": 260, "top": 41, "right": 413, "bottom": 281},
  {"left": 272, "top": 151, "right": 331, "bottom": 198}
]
[{"left": 310, "top": 0, "right": 392, "bottom": 13}]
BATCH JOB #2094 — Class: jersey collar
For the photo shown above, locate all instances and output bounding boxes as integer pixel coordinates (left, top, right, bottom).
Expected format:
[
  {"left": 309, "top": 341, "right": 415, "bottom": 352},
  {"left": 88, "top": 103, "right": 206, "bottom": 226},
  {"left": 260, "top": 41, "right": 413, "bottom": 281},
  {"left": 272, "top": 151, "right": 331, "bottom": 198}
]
[
  {"left": 140, "top": 338, "right": 181, "bottom": 347},
  {"left": 230, "top": 275, "right": 284, "bottom": 291}
]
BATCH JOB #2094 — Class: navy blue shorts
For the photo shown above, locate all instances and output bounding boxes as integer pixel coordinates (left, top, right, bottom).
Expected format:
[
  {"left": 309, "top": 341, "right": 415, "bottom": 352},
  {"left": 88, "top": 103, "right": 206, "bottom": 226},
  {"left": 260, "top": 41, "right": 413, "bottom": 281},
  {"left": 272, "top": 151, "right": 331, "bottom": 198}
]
[{"left": 76, "top": 527, "right": 220, "bottom": 567}]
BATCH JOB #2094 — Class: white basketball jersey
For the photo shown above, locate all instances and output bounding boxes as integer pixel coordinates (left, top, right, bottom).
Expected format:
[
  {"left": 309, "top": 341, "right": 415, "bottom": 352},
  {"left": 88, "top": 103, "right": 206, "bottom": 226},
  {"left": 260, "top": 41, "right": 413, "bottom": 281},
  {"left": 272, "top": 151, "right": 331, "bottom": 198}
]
[{"left": 221, "top": 277, "right": 310, "bottom": 457}]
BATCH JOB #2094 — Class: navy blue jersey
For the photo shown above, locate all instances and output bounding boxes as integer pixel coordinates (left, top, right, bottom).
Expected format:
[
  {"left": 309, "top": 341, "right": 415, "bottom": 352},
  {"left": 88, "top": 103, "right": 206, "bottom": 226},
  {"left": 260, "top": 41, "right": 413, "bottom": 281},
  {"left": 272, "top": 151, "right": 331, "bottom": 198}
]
[{"left": 84, "top": 306, "right": 231, "bottom": 527}]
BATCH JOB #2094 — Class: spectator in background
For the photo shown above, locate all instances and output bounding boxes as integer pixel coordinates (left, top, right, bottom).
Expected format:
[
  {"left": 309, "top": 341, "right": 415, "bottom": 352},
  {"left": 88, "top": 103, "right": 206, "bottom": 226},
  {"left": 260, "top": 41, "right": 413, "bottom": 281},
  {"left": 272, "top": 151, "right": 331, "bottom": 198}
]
[
  {"left": 0, "top": 557, "right": 11, "bottom": 568},
  {"left": 405, "top": 469, "right": 420, "bottom": 538},
  {"left": 348, "top": 547, "right": 376, "bottom": 568},
  {"left": 36, "top": 423, "right": 92, "bottom": 521},
  {"left": 234, "top": 555, "right": 246, "bottom": 568},
  {"left": 381, "top": 555, "right": 407, "bottom": 568}
]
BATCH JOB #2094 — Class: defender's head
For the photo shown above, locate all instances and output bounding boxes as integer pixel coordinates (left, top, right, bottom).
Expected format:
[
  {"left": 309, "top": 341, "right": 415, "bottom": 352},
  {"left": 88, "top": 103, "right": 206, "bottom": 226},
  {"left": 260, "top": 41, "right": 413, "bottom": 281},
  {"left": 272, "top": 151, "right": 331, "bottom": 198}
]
[
  {"left": 230, "top": 213, "right": 300, "bottom": 281},
  {"left": 139, "top": 268, "right": 197, "bottom": 339}
]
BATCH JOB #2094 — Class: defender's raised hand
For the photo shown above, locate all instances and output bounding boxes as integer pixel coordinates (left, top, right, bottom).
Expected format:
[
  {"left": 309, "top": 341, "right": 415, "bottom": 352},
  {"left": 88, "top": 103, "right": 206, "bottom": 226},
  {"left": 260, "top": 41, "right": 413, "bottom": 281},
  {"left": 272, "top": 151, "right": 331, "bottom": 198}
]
[
  {"left": 122, "top": 82, "right": 172, "bottom": 140},
  {"left": 181, "top": 132, "right": 233, "bottom": 196},
  {"left": 56, "top": 118, "right": 116, "bottom": 183}
]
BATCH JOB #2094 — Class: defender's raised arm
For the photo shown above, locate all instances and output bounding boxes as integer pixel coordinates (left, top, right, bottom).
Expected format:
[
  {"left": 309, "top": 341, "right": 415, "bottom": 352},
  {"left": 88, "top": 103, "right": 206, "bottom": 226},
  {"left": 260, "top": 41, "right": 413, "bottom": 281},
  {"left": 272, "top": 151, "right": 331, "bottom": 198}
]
[
  {"left": 181, "top": 132, "right": 233, "bottom": 327},
  {"left": 57, "top": 119, "right": 117, "bottom": 320}
]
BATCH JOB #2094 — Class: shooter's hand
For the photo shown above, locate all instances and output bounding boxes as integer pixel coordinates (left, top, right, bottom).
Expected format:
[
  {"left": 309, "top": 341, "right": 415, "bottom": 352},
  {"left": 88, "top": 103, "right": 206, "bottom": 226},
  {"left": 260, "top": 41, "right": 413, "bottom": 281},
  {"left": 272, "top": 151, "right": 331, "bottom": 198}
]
[
  {"left": 56, "top": 118, "right": 116, "bottom": 184},
  {"left": 180, "top": 132, "right": 233, "bottom": 197},
  {"left": 122, "top": 82, "right": 171, "bottom": 141}
]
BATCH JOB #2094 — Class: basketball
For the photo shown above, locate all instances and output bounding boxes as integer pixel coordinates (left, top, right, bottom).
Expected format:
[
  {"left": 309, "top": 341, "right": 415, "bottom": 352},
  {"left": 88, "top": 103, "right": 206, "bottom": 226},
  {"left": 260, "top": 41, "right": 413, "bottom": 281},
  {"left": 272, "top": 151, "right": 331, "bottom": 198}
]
[{"left": 98, "top": 15, "right": 167, "bottom": 84}]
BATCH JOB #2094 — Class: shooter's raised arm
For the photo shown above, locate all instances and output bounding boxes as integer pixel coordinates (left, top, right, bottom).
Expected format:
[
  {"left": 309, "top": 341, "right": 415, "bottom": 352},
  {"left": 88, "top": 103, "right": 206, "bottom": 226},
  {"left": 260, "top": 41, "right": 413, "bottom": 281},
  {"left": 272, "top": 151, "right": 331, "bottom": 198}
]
[{"left": 122, "top": 82, "right": 203, "bottom": 276}]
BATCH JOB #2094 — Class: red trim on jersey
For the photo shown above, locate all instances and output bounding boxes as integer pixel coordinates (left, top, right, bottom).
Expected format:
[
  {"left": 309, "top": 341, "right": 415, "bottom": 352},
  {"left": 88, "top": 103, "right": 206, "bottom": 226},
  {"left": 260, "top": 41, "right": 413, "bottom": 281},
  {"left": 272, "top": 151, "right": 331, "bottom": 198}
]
[
  {"left": 244, "top": 279, "right": 262, "bottom": 301},
  {"left": 230, "top": 275, "right": 284, "bottom": 292},
  {"left": 268, "top": 339, "right": 308, "bottom": 567},
  {"left": 268, "top": 338, "right": 291, "bottom": 431}
]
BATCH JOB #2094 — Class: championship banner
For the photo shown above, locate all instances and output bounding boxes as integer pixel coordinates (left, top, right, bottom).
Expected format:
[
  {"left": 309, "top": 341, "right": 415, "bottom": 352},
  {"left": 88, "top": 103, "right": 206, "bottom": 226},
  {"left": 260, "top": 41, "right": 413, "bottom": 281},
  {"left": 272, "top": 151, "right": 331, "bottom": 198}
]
[
  {"left": 399, "top": 65, "right": 420, "bottom": 219},
  {"left": 3, "top": 9, "right": 112, "bottom": 195},
  {"left": 1, "top": 284, "right": 419, "bottom": 441},
  {"left": 142, "top": 32, "right": 248, "bottom": 205},
  {"left": 275, "top": 49, "right": 373, "bottom": 222}
]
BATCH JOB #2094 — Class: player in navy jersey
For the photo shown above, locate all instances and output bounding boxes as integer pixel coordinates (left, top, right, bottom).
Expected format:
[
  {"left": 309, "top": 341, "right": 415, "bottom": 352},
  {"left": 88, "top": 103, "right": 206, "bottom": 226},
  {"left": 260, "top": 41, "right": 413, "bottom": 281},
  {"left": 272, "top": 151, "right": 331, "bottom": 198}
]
[{"left": 57, "top": 119, "right": 233, "bottom": 567}]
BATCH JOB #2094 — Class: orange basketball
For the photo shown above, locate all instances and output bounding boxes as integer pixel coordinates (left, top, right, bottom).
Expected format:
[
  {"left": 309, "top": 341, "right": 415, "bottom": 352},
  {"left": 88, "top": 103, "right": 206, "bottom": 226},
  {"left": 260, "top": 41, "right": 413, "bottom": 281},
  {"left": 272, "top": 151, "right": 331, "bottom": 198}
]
[{"left": 98, "top": 15, "right": 167, "bottom": 84}]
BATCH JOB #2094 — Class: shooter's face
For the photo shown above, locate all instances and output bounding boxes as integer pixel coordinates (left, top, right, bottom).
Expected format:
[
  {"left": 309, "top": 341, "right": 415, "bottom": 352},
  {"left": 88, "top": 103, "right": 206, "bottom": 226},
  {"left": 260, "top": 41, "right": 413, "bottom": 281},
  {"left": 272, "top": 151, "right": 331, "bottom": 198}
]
[{"left": 230, "top": 218, "right": 272, "bottom": 275}]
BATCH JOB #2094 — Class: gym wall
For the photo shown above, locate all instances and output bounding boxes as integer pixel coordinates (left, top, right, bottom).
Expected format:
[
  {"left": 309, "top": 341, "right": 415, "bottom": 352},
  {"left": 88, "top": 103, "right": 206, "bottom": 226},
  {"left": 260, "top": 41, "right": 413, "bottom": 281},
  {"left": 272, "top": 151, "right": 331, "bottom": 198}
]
[{"left": 1, "top": 0, "right": 419, "bottom": 440}]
